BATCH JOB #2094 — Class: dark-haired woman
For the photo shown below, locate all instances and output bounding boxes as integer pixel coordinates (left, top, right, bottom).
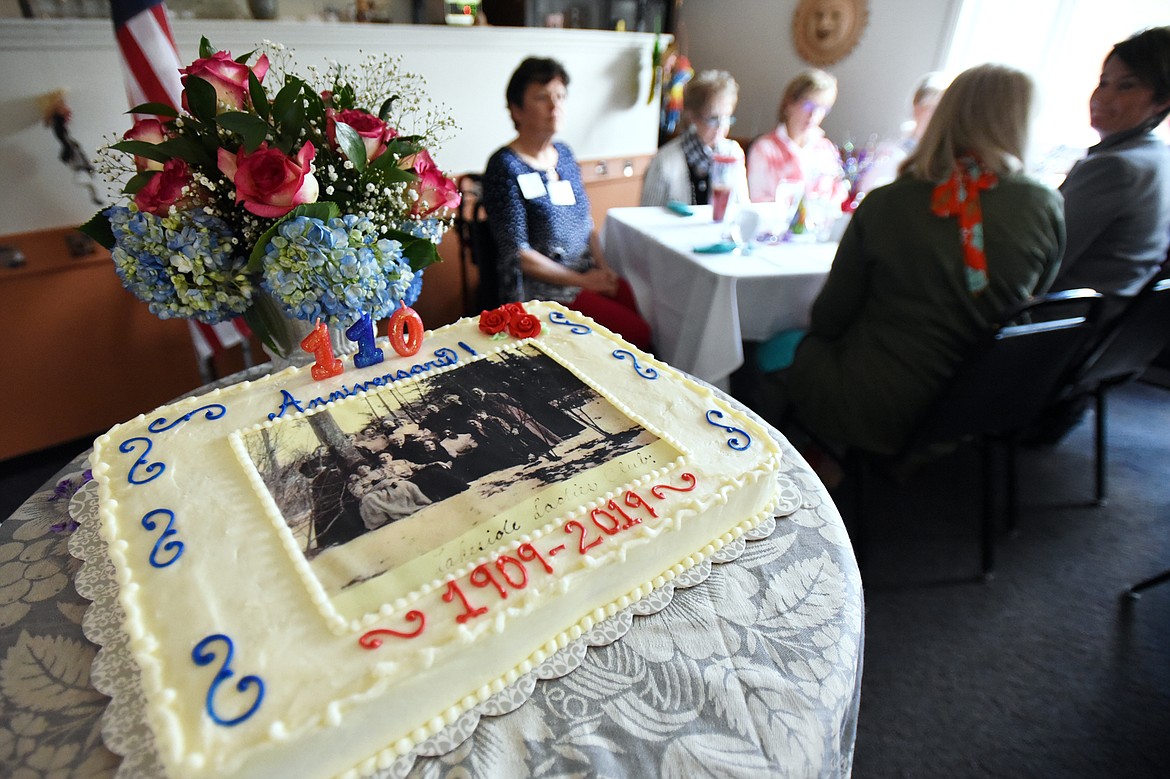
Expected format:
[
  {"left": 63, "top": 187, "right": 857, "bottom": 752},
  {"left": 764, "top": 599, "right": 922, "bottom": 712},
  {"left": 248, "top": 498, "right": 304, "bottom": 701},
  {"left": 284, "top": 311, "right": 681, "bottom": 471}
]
[
  {"left": 482, "top": 57, "right": 651, "bottom": 350},
  {"left": 1052, "top": 26, "right": 1170, "bottom": 308}
]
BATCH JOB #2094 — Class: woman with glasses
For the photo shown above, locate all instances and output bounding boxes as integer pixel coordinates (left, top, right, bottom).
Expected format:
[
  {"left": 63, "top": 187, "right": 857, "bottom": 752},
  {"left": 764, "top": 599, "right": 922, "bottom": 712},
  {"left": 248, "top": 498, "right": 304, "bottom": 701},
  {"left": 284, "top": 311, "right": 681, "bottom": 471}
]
[
  {"left": 640, "top": 69, "right": 749, "bottom": 208},
  {"left": 747, "top": 68, "right": 847, "bottom": 205}
]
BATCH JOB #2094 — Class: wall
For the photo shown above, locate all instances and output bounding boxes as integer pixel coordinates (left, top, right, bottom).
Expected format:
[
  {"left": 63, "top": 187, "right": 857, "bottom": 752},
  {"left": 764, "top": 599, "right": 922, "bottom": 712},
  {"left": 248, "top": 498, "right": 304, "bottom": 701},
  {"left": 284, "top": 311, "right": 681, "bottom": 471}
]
[
  {"left": 0, "top": 19, "right": 661, "bottom": 235},
  {"left": 677, "top": 0, "right": 961, "bottom": 149}
]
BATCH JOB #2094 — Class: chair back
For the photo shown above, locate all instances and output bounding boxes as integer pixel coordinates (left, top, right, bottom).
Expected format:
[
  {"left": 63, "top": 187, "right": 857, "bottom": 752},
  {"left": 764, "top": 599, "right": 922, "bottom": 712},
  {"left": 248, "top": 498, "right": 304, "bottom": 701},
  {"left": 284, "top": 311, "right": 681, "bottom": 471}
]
[
  {"left": 454, "top": 173, "right": 503, "bottom": 312},
  {"left": 902, "top": 289, "right": 1102, "bottom": 453},
  {"left": 1068, "top": 277, "right": 1170, "bottom": 395}
]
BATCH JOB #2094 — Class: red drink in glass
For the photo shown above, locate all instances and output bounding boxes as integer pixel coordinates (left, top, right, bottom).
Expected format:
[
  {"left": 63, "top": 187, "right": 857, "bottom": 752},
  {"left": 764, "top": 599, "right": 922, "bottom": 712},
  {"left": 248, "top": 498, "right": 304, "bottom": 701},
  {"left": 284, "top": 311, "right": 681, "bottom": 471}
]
[{"left": 711, "top": 185, "right": 732, "bottom": 222}]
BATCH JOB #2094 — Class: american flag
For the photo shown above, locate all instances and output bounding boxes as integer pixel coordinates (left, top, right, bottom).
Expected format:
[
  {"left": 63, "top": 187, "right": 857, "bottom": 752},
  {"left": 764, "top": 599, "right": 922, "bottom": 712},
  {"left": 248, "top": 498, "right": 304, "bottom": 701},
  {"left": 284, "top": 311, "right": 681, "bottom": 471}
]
[
  {"left": 110, "top": 0, "right": 183, "bottom": 111},
  {"left": 109, "top": 0, "right": 253, "bottom": 366}
]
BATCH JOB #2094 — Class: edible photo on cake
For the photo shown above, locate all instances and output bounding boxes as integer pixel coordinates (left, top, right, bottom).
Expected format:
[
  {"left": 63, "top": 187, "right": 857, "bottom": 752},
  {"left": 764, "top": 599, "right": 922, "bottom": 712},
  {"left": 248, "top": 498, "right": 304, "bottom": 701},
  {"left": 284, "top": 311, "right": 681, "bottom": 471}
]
[{"left": 239, "top": 343, "right": 679, "bottom": 617}]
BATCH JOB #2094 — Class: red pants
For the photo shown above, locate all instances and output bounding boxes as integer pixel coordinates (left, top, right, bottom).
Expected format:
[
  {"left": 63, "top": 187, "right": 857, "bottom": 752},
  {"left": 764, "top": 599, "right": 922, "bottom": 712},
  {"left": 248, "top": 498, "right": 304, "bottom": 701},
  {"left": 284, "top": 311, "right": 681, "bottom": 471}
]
[{"left": 570, "top": 278, "right": 653, "bottom": 352}]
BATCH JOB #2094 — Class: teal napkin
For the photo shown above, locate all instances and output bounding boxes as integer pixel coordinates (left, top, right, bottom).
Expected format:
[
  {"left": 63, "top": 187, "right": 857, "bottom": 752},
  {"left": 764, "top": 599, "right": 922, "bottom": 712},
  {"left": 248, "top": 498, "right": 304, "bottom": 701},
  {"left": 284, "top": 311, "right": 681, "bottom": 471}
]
[
  {"left": 693, "top": 241, "right": 737, "bottom": 254},
  {"left": 666, "top": 200, "right": 695, "bottom": 216}
]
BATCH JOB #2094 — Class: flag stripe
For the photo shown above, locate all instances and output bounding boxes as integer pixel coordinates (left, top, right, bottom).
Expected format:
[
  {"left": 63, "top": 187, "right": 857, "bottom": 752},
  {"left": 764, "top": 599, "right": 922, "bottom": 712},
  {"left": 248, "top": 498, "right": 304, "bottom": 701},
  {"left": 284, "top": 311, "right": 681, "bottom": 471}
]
[{"left": 112, "top": 0, "right": 182, "bottom": 110}]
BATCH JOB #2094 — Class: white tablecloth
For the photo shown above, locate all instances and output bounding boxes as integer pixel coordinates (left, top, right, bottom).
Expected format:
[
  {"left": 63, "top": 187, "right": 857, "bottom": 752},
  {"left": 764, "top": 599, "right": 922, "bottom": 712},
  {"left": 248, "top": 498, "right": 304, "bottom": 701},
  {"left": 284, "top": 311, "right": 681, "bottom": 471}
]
[{"left": 603, "top": 205, "right": 838, "bottom": 386}]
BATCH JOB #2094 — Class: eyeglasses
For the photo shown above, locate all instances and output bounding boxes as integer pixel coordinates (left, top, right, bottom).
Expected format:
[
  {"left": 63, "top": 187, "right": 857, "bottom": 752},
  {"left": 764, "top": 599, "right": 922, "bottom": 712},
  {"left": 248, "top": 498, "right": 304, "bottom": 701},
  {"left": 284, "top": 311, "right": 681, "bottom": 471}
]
[
  {"left": 699, "top": 114, "right": 736, "bottom": 128},
  {"left": 799, "top": 100, "right": 831, "bottom": 114}
]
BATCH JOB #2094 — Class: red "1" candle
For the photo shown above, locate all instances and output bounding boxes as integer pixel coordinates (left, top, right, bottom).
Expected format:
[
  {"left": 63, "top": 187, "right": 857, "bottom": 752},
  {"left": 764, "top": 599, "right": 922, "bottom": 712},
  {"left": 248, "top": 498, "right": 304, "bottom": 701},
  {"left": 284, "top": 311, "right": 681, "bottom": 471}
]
[
  {"left": 387, "top": 302, "right": 425, "bottom": 357},
  {"left": 301, "top": 321, "right": 344, "bottom": 381},
  {"left": 345, "top": 313, "right": 384, "bottom": 369}
]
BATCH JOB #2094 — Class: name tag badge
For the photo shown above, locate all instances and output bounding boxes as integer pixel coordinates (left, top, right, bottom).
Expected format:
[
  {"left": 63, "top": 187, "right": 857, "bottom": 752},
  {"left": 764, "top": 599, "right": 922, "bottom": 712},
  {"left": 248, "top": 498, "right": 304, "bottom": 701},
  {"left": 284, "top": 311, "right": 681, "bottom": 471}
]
[
  {"left": 548, "top": 179, "right": 576, "bottom": 206},
  {"left": 517, "top": 172, "right": 547, "bottom": 200}
]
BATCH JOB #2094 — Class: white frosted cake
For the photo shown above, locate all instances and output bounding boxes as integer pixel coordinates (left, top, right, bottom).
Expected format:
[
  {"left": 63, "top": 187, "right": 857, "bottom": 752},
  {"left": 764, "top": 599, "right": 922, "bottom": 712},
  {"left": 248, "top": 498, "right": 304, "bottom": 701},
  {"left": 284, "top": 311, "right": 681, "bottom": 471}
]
[{"left": 85, "top": 300, "right": 784, "bottom": 778}]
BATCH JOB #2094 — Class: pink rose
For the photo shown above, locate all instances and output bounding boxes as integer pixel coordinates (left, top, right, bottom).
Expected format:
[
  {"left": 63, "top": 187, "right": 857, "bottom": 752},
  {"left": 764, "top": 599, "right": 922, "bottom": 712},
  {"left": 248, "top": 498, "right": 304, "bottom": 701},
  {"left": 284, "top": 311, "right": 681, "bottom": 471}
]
[
  {"left": 180, "top": 50, "right": 270, "bottom": 112},
  {"left": 135, "top": 158, "right": 190, "bottom": 215},
  {"left": 402, "top": 149, "right": 461, "bottom": 218},
  {"left": 218, "top": 141, "right": 319, "bottom": 218},
  {"left": 327, "top": 108, "right": 398, "bottom": 162},
  {"left": 123, "top": 118, "right": 168, "bottom": 172}
]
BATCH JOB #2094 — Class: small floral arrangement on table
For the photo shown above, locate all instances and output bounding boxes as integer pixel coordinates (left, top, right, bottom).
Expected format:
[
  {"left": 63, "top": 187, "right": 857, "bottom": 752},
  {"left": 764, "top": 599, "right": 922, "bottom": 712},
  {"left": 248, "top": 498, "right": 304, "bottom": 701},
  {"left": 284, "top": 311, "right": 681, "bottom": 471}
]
[{"left": 81, "top": 38, "right": 461, "bottom": 358}]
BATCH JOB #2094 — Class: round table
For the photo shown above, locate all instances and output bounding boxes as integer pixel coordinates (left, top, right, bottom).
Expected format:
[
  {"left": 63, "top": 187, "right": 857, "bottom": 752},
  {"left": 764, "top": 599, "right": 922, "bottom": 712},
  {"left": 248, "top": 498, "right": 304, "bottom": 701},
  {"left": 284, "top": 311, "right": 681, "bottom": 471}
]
[{"left": 0, "top": 373, "right": 864, "bottom": 778}]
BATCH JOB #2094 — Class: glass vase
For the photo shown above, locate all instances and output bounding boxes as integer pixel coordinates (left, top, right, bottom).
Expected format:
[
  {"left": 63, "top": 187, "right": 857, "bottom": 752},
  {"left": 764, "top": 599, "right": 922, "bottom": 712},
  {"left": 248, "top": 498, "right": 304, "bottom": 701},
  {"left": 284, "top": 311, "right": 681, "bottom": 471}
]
[{"left": 245, "top": 291, "right": 358, "bottom": 371}]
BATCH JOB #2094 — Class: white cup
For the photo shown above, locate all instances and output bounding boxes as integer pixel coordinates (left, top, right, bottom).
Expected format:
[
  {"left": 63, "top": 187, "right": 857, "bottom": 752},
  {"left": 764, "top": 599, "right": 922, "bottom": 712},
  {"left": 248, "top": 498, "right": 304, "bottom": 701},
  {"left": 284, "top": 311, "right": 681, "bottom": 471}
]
[{"left": 734, "top": 209, "right": 761, "bottom": 244}]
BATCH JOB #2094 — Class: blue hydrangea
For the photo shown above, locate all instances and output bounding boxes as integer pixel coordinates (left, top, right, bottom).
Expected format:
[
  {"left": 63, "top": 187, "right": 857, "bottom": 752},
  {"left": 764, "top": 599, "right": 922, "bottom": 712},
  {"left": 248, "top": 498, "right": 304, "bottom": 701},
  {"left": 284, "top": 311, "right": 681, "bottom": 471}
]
[
  {"left": 106, "top": 206, "right": 250, "bottom": 323},
  {"left": 261, "top": 215, "right": 414, "bottom": 326}
]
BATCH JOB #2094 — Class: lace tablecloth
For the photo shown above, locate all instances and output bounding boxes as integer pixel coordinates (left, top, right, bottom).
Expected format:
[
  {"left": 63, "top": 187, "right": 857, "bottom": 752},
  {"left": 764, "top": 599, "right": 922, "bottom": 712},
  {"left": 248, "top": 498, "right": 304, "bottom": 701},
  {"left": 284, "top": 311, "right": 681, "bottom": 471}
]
[{"left": 0, "top": 409, "right": 863, "bottom": 778}]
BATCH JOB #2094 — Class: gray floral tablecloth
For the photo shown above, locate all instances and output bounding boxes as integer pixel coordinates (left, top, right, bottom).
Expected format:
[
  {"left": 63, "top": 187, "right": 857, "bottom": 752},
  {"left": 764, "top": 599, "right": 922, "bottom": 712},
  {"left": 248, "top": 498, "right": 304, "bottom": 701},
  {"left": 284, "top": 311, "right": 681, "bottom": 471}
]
[{"left": 0, "top": 408, "right": 863, "bottom": 779}]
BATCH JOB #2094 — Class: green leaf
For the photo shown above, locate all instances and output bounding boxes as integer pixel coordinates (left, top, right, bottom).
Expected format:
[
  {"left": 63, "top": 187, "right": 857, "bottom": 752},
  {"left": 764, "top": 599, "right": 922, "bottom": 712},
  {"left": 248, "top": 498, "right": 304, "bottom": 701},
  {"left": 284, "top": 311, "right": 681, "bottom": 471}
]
[
  {"left": 110, "top": 140, "right": 172, "bottom": 164},
  {"left": 385, "top": 228, "right": 442, "bottom": 272},
  {"left": 377, "top": 95, "right": 398, "bottom": 121},
  {"left": 385, "top": 137, "right": 423, "bottom": 158},
  {"left": 248, "top": 70, "right": 269, "bottom": 122},
  {"left": 332, "top": 121, "right": 367, "bottom": 173},
  {"left": 124, "top": 171, "right": 156, "bottom": 195},
  {"left": 184, "top": 75, "right": 217, "bottom": 124},
  {"left": 217, "top": 111, "right": 270, "bottom": 153},
  {"left": 369, "top": 157, "right": 416, "bottom": 182},
  {"left": 79, "top": 211, "right": 115, "bottom": 250},
  {"left": 245, "top": 202, "right": 341, "bottom": 274},
  {"left": 199, "top": 36, "right": 215, "bottom": 59},
  {"left": 159, "top": 135, "right": 216, "bottom": 168},
  {"left": 126, "top": 102, "right": 179, "bottom": 119}
]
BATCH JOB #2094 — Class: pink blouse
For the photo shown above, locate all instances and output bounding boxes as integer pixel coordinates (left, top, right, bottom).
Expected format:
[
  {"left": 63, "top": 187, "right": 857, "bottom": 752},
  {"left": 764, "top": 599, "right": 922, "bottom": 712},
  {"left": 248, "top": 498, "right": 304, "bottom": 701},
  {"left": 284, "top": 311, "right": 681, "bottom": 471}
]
[{"left": 747, "top": 125, "right": 846, "bottom": 204}]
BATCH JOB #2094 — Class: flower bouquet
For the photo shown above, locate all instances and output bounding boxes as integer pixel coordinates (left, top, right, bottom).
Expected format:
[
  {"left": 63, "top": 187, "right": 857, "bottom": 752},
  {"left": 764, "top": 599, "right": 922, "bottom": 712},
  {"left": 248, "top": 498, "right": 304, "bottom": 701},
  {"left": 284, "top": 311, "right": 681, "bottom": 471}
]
[{"left": 81, "top": 38, "right": 461, "bottom": 362}]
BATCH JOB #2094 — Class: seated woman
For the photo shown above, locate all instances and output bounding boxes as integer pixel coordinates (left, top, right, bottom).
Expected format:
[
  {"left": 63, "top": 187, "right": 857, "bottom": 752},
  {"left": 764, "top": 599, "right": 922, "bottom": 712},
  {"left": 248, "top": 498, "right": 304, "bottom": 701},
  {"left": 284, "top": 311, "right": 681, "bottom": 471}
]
[
  {"left": 747, "top": 68, "right": 847, "bottom": 207},
  {"left": 640, "top": 69, "right": 749, "bottom": 208},
  {"left": 1051, "top": 26, "right": 1170, "bottom": 309},
  {"left": 482, "top": 57, "right": 652, "bottom": 351},
  {"left": 778, "top": 64, "right": 1065, "bottom": 458}
]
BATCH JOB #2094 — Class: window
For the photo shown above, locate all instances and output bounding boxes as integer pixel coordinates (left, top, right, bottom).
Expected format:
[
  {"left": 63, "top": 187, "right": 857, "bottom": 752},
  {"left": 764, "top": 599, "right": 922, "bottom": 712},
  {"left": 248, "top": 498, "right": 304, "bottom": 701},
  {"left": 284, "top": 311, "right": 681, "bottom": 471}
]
[{"left": 943, "top": 0, "right": 1170, "bottom": 182}]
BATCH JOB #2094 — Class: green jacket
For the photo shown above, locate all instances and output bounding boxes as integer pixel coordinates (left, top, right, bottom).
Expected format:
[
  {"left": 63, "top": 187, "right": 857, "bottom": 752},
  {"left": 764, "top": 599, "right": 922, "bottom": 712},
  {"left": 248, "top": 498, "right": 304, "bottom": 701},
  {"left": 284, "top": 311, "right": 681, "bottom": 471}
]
[{"left": 787, "top": 173, "right": 1065, "bottom": 455}]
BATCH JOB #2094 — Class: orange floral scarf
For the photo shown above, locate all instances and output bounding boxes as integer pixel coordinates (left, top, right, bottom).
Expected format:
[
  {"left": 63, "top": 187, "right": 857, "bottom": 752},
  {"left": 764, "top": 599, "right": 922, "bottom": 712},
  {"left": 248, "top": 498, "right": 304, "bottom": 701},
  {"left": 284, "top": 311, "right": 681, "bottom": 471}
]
[{"left": 931, "top": 155, "right": 998, "bottom": 294}]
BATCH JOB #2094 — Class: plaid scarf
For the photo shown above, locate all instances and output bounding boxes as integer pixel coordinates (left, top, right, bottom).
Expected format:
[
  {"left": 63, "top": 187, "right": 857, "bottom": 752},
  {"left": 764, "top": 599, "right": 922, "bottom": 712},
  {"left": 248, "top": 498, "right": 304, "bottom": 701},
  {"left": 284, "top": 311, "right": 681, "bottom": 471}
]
[
  {"left": 931, "top": 155, "right": 998, "bottom": 294},
  {"left": 681, "top": 125, "right": 712, "bottom": 205}
]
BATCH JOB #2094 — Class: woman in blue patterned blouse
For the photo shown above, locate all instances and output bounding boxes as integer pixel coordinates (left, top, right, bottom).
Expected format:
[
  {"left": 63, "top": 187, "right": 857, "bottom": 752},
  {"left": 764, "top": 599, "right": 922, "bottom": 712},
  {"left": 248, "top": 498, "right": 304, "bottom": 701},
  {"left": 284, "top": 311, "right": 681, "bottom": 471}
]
[{"left": 482, "top": 57, "right": 651, "bottom": 350}]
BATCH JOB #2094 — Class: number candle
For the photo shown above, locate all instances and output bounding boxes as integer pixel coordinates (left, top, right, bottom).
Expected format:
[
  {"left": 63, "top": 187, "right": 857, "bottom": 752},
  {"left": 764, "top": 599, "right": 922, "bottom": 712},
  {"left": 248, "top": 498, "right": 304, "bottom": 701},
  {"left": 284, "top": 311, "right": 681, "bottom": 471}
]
[
  {"left": 387, "top": 302, "right": 425, "bottom": 357},
  {"left": 301, "top": 322, "right": 344, "bottom": 381},
  {"left": 345, "top": 313, "right": 384, "bottom": 369}
]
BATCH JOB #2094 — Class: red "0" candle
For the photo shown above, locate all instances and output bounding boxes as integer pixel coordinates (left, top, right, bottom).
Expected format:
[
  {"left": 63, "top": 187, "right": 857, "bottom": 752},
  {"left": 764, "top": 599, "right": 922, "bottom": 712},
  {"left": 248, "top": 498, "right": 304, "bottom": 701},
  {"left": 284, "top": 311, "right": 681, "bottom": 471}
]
[
  {"left": 301, "top": 321, "right": 344, "bottom": 381},
  {"left": 387, "top": 302, "right": 425, "bottom": 357}
]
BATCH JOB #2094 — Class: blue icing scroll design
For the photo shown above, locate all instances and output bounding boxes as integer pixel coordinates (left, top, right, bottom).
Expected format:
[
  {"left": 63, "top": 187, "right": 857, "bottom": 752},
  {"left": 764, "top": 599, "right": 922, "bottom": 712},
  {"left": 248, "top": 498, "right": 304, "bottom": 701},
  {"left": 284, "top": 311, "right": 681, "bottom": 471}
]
[
  {"left": 612, "top": 349, "right": 658, "bottom": 379},
  {"left": 119, "top": 437, "right": 165, "bottom": 484},
  {"left": 147, "top": 403, "right": 227, "bottom": 434},
  {"left": 705, "top": 409, "right": 751, "bottom": 451},
  {"left": 548, "top": 310, "right": 592, "bottom": 334},
  {"left": 141, "top": 508, "right": 184, "bottom": 568},
  {"left": 192, "top": 634, "right": 265, "bottom": 727}
]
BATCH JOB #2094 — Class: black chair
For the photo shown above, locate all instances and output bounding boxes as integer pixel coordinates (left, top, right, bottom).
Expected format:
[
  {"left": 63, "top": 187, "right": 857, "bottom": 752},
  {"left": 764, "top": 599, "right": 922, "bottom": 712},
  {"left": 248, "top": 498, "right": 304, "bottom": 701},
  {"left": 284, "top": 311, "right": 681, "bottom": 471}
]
[
  {"left": 454, "top": 173, "right": 504, "bottom": 313},
  {"left": 1054, "top": 275, "right": 1170, "bottom": 506},
  {"left": 807, "top": 289, "right": 1103, "bottom": 577}
]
